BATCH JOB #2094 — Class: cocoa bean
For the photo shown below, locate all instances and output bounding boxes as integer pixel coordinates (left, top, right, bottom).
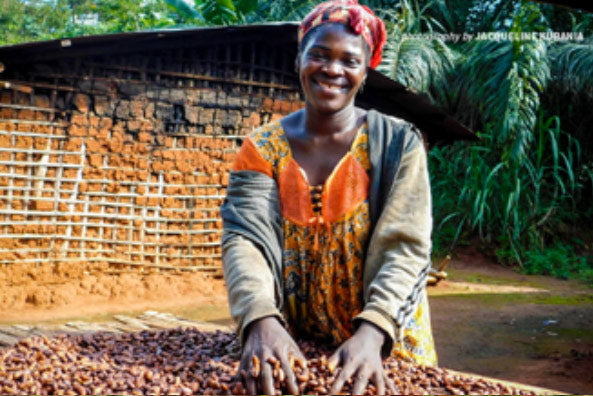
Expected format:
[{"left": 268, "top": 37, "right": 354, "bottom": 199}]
[{"left": 0, "top": 329, "right": 538, "bottom": 396}]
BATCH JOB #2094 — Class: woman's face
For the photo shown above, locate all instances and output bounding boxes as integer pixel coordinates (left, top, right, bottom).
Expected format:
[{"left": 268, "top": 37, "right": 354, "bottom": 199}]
[{"left": 298, "top": 23, "right": 368, "bottom": 115}]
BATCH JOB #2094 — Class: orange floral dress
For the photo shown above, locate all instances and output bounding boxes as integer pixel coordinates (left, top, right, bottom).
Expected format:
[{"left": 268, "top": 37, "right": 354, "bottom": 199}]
[{"left": 233, "top": 120, "right": 437, "bottom": 366}]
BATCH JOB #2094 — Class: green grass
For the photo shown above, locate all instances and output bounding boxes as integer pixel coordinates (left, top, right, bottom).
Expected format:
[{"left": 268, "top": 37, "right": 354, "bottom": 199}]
[
  {"left": 447, "top": 269, "right": 544, "bottom": 288},
  {"left": 432, "top": 292, "right": 593, "bottom": 307}
]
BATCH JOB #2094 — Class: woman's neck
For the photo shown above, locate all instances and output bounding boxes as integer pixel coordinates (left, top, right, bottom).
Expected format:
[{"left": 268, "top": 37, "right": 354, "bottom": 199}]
[{"left": 303, "top": 103, "right": 361, "bottom": 137}]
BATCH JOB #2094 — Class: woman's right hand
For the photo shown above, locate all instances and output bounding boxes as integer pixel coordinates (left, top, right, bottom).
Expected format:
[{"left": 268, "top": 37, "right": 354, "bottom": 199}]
[{"left": 239, "top": 316, "right": 307, "bottom": 395}]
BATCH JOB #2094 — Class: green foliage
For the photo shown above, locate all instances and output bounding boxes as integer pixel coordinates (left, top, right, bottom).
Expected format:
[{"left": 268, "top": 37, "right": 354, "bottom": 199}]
[
  {"left": 247, "top": 0, "right": 318, "bottom": 22},
  {"left": 377, "top": 0, "right": 456, "bottom": 98},
  {"left": 520, "top": 243, "right": 593, "bottom": 285},
  {"left": 453, "top": 2, "right": 550, "bottom": 160},
  {"left": 549, "top": 38, "right": 593, "bottom": 97},
  {"left": 164, "top": 0, "right": 260, "bottom": 25},
  {"left": 0, "top": 0, "right": 189, "bottom": 45},
  {"left": 430, "top": 113, "right": 592, "bottom": 271}
]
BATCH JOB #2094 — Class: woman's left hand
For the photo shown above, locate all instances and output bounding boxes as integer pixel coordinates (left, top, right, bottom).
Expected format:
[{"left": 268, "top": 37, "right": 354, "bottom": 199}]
[{"left": 328, "top": 321, "right": 393, "bottom": 395}]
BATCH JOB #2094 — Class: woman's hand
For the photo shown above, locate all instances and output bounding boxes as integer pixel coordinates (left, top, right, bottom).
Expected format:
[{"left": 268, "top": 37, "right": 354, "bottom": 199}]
[
  {"left": 239, "top": 316, "right": 307, "bottom": 395},
  {"left": 328, "top": 321, "right": 394, "bottom": 395}
]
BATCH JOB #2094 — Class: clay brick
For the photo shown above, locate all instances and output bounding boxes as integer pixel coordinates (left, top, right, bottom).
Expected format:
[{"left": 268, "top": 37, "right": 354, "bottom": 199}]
[
  {"left": 280, "top": 100, "right": 292, "bottom": 113},
  {"left": 119, "top": 82, "right": 144, "bottom": 96},
  {"left": 98, "top": 128, "right": 110, "bottom": 140},
  {"left": 155, "top": 103, "right": 173, "bottom": 120},
  {"left": 185, "top": 105, "right": 199, "bottom": 124},
  {"left": 291, "top": 101, "right": 304, "bottom": 112},
  {"left": 137, "top": 170, "right": 149, "bottom": 181},
  {"left": 89, "top": 116, "right": 100, "bottom": 128},
  {"left": 33, "top": 95, "right": 50, "bottom": 108},
  {"left": 89, "top": 154, "right": 103, "bottom": 168},
  {"left": 201, "top": 90, "right": 217, "bottom": 105},
  {"left": 71, "top": 114, "right": 88, "bottom": 126},
  {"left": 19, "top": 109, "right": 34, "bottom": 119},
  {"left": 1, "top": 92, "right": 12, "bottom": 104},
  {"left": 73, "top": 93, "right": 90, "bottom": 112},
  {"left": 249, "top": 113, "right": 261, "bottom": 127},
  {"left": 85, "top": 139, "right": 101, "bottom": 152},
  {"left": 64, "top": 138, "right": 82, "bottom": 151},
  {"left": 222, "top": 110, "right": 241, "bottom": 128},
  {"left": 144, "top": 102, "right": 155, "bottom": 118},
  {"left": 34, "top": 137, "right": 49, "bottom": 150},
  {"left": 115, "top": 100, "right": 130, "bottom": 118},
  {"left": 98, "top": 117, "right": 113, "bottom": 130},
  {"left": 68, "top": 125, "right": 86, "bottom": 137},
  {"left": 170, "top": 89, "right": 185, "bottom": 104},
  {"left": 93, "top": 96, "right": 111, "bottom": 116},
  {"left": 138, "top": 132, "right": 152, "bottom": 143},
  {"left": 135, "top": 142, "right": 149, "bottom": 154},
  {"left": 198, "top": 108, "right": 215, "bottom": 125},
  {"left": 109, "top": 138, "right": 124, "bottom": 152},
  {"left": 263, "top": 97, "right": 274, "bottom": 111},
  {"left": 127, "top": 119, "right": 142, "bottom": 132},
  {"left": 151, "top": 162, "right": 162, "bottom": 172},
  {"left": 33, "top": 200, "right": 54, "bottom": 211},
  {"left": 130, "top": 100, "right": 144, "bottom": 118}
]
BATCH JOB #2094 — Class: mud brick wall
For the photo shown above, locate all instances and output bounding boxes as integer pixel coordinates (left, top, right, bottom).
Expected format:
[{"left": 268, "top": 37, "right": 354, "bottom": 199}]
[{"left": 0, "top": 41, "right": 303, "bottom": 271}]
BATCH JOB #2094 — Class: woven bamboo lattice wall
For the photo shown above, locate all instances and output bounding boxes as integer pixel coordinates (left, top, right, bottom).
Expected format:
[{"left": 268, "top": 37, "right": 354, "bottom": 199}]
[{"left": 0, "top": 39, "right": 303, "bottom": 272}]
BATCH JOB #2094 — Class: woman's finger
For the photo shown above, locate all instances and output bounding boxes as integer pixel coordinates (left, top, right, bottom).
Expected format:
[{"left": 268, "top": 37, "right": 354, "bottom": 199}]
[
  {"left": 327, "top": 349, "right": 341, "bottom": 374},
  {"left": 329, "top": 355, "right": 356, "bottom": 394},
  {"left": 279, "top": 352, "right": 299, "bottom": 395},
  {"left": 260, "top": 359, "right": 275, "bottom": 395},
  {"left": 384, "top": 373, "right": 396, "bottom": 395},
  {"left": 241, "top": 367, "right": 257, "bottom": 396},
  {"left": 351, "top": 366, "right": 372, "bottom": 395},
  {"left": 373, "top": 369, "right": 385, "bottom": 395}
]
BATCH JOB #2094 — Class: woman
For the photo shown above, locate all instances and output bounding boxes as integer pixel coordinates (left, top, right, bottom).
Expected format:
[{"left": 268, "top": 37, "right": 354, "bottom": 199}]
[{"left": 221, "top": 1, "right": 436, "bottom": 394}]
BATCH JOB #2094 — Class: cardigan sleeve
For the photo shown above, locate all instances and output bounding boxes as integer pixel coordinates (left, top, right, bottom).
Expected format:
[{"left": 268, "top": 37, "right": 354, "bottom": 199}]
[
  {"left": 220, "top": 133, "right": 285, "bottom": 344},
  {"left": 222, "top": 233, "right": 284, "bottom": 343},
  {"left": 354, "top": 132, "right": 432, "bottom": 354}
]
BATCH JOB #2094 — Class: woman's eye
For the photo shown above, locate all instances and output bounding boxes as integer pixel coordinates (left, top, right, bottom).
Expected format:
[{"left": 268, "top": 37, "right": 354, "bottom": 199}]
[
  {"left": 344, "top": 58, "right": 361, "bottom": 67},
  {"left": 308, "top": 52, "right": 326, "bottom": 60}
]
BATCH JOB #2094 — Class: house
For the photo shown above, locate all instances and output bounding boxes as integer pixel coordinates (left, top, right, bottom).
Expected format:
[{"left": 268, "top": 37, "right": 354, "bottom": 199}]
[{"left": 0, "top": 23, "right": 474, "bottom": 270}]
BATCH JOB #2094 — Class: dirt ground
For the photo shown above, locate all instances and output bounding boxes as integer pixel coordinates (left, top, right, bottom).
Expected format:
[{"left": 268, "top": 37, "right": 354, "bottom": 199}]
[{"left": 1, "top": 248, "right": 592, "bottom": 395}]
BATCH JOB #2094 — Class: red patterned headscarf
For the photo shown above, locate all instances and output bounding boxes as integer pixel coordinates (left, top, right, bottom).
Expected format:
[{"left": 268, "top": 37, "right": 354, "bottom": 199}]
[{"left": 298, "top": 0, "right": 387, "bottom": 69}]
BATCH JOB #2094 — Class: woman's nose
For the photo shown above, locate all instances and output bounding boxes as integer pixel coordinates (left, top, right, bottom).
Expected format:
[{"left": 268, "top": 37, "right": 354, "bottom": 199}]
[{"left": 321, "top": 60, "right": 343, "bottom": 75}]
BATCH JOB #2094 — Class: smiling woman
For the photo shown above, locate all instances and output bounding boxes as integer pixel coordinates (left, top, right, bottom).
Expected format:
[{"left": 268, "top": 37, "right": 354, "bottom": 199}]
[
  {"left": 297, "top": 23, "right": 368, "bottom": 118},
  {"left": 221, "top": 1, "right": 436, "bottom": 395}
]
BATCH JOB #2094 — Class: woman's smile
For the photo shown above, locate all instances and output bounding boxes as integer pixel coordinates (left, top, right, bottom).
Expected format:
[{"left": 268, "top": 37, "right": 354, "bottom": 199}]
[{"left": 313, "top": 78, "right": 349, "bottom": 95}]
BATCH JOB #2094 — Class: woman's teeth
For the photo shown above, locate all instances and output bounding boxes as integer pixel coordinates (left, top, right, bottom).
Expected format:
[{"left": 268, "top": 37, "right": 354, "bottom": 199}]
[{"left": 318, "top": 81, "right": 343, "bottom": 92}]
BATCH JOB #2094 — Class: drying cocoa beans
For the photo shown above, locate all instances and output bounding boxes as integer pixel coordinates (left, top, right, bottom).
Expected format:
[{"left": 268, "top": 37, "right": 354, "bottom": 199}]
[{"left": 0, "top": 328, "right": 536, "bottom": 395}]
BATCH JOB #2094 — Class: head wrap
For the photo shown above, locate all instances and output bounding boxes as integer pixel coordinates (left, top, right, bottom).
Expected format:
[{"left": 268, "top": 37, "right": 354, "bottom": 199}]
[{"left": 298, "top": 0, "right": 387, "bottom": 69}]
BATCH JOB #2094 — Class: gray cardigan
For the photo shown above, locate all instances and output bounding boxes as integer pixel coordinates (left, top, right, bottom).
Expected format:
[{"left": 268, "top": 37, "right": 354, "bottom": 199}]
[{"left": 220, "top": 109, "right": 432, "bottom": 354}]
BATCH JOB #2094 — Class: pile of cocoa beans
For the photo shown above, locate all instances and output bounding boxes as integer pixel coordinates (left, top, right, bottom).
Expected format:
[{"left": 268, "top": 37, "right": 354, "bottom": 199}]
[{"left": 0, "top": 328, "right": 536, "bottom": 395}]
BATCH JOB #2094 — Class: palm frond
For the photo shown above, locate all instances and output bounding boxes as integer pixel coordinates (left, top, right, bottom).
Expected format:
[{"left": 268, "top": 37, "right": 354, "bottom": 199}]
[
  {"left": 379, "top": 35, "right": 455, "bottom": 95},
  {"left": 454, "top": 3, "right": 549, "bottom": 159},
  {"left": 549, "top": 38, "right": 593, "bottom": 96}
]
